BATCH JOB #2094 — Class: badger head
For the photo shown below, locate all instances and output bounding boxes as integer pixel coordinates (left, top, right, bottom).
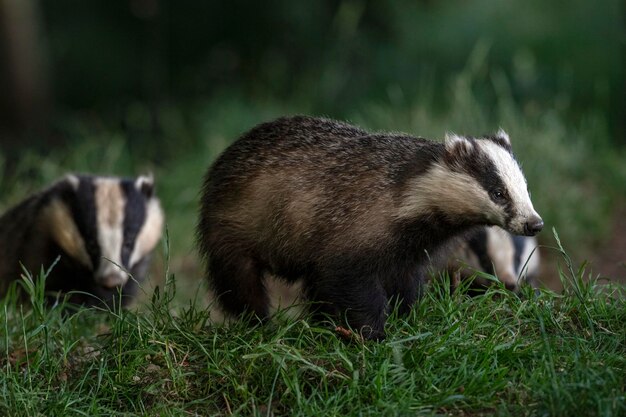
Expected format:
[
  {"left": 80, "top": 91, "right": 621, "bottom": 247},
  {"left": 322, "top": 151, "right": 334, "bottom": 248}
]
[
  {"left": 442, "top": 129, "right": 543, "bottom": 236},
  {"left": 45, "top": 174, "right": 164, "bottom": 290}
]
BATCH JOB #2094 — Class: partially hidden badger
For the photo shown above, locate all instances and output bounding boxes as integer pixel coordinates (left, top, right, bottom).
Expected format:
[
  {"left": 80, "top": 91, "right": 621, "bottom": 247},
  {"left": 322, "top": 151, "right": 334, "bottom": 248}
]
[
  {"left": 197, "top": 116, "right": 543, "bottom": 339},
  {"left": 256, "top": 228, "right": 541, "bottom": 319},
  {"left": 441, "top": 226, "right": 540, "bottom": 292},
  {"left": 0, "top": 174, "right": 164, "bottom": 307}
]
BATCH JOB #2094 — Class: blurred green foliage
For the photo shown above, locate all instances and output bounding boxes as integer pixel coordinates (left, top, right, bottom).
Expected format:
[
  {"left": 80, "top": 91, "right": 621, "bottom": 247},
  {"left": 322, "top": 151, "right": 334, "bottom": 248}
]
[{"left": 33, "top": 0, "right": 622, "bottom": 133}]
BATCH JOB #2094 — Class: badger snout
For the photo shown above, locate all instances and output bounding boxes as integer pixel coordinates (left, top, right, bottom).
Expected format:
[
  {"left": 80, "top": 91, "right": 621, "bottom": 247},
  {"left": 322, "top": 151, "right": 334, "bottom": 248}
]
[
  {"left": 97, "top": 273, "right": 128, "bottom": 289},
  {"left": 498, "top": 271, "right": 519, "bottom": 292},
  {"left": 523, "top": 216, "right": 544, "bottom": 236}
]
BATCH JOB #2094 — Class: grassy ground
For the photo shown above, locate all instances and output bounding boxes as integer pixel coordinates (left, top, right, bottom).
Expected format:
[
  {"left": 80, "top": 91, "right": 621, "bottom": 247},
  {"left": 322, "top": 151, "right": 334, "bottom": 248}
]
[{"left": 1, "top": 233, "right": 625, "bottom": 416}]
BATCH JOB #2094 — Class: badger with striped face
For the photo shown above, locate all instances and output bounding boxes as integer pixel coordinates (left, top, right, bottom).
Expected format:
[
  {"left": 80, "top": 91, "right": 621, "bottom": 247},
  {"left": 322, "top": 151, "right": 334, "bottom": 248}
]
[
  {"left": 0, "top": 174, "right": 164, "bottom": 307},
  {"left": 197, "top": 116, "right": 543, "bottom": 339},
  {"left": 444, "top": 226, "right": 541, "bottom": 293}
]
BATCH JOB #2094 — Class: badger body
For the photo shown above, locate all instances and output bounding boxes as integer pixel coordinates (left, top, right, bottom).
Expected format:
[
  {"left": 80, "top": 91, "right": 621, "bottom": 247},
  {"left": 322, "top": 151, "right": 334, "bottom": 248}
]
[
  {"left": 0, "top": 174, "right": 164, "bottom": 307},
  {"left": 197, "top": 116, "right": 543, "bottom": 339},
  {"left": 443, "top": 226, "right": 540, "bottom": 292}
]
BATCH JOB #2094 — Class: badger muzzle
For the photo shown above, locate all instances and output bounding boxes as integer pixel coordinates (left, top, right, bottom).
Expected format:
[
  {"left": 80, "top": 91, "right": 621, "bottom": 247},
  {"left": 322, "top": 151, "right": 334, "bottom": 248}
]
[
  {"left": 97, "top": 272, "right": 129, "bottom": 289},
  {"left": 523, "top": 215, "right": 544, "bottom": 236},
  {"left": 95, "top": 261, "right": 130, "bottom": 289}
]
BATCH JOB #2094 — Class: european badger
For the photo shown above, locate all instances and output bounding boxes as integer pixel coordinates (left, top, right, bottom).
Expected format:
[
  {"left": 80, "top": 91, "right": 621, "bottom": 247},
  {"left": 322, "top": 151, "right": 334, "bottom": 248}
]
[
  {"left": 443, "top": 226, "right": 540, "bottom": 292},
  {"left": 0, "top": 174, "right": 164, "bottom": 307},
  {"left": 197, "top": 116, "right": 543, "bottom": 339}
]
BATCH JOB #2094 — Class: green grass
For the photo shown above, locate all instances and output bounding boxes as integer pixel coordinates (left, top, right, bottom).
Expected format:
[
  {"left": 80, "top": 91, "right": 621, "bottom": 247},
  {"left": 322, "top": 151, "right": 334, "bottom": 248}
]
[{"left": 1, "top": 232, "right": 625, "bottom": 416}]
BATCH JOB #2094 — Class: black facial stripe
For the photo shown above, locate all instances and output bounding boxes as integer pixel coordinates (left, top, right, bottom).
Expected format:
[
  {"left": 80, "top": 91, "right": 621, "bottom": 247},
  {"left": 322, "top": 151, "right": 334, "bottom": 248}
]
[
  {"left": 468, "top": 153, "right": 501, "bottom": 197},
  {"left": 464, "top": 146, "right": 516, "bottom": 220},
  {"left": 121, "top": 180, "right": 147, "bottom": 267},
  {"left": 66, "top": 176, "right": 100, "bottom": 269},
  {"left": 467, "top": 228, "right": 494, "bottom": 275},
  {"left": 511, "top": 235, "right": 526, "bottom": 273}
]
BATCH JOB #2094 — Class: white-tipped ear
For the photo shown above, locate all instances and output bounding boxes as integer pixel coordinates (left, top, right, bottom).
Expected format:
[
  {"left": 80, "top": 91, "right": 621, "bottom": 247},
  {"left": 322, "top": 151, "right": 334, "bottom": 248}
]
[
  {"left": 135, "top": 173, "right": 155, "bottom": 197},
  {"left": 496, "top": 128, "right": 511, "bottom": 145},
  {"left": 444, "top": 132, "right": 473, "bottom": 154},
  {"left": 63, "top": 174, "right": 80, "bottom": 190}
]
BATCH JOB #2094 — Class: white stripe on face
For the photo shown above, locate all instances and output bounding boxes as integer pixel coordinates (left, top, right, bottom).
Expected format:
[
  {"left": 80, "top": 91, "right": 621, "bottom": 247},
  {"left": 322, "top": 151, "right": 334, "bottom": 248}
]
[
  {"left": 518, "top": 236, "right": 540, "bottom": 281},
  {"left": 94, "top": 178, "right": 128, "bottom": 288},
  {"left": 478, "top": 141, "right": 540, "bottom": 234},
  {"left": 486, "top": 226, "right": 518, "bottom": 289}
]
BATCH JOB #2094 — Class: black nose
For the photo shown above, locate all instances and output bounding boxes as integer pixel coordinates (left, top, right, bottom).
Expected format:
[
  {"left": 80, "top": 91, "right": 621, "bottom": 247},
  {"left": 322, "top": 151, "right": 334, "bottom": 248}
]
[{"left": 523, "top": 218, "right": 544, "bottom": 236}]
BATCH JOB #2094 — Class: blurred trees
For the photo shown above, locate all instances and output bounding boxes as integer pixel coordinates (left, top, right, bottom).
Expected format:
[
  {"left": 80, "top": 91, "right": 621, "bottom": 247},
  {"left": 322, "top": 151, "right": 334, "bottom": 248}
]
[
  {"left": 0, "top": 0, "right": 624, "bottom": 145},
  {"left": 0, "top": 0, "right": 49, "bottom": 134}
]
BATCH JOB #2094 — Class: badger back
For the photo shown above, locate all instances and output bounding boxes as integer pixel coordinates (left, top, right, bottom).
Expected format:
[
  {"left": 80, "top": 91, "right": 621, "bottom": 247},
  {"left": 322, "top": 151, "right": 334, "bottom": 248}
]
[{"left": 199, "top": 118, "right": 543, "bottom": 270}]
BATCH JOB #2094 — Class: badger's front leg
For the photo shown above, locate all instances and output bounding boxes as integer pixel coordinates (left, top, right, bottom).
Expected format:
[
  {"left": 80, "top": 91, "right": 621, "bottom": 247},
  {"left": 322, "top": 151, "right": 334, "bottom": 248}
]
[
  {"left": 309, "top": 273, "right": 389, "bottom": 340},
  {"left": 383, "top": 264, "right": 424, "bottom": 317}
]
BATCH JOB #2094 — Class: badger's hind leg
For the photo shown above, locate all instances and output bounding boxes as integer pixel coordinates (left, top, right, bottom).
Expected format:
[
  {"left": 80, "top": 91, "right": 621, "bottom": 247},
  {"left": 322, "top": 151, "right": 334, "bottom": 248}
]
[{"left": 208, "top": 251, "right": 269, "bottom": 320}]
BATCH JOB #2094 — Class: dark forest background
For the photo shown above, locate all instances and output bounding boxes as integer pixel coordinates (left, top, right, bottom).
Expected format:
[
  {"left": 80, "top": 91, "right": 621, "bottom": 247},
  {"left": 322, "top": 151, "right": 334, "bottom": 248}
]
[{"left": 1, "top": 1, "right": 623, "bottom": 143}]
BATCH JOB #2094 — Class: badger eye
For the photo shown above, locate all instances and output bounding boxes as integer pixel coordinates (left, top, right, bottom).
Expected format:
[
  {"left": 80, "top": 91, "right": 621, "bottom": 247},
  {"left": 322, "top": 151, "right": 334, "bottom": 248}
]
[{"left": 491, "top": 190, "right": 507, "bottom": 203}]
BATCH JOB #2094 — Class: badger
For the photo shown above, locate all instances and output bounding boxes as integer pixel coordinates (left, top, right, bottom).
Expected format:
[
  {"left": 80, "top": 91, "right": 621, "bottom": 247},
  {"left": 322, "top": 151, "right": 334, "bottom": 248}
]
[
  {"left": 0, "top": 174, "right": 164, "bottom": 307},
  {"left": 197, "top": 116, "right": 543, "bottom": 339},
  {"left": 441, "top": 226, "right": 541, "bottom": 292}
]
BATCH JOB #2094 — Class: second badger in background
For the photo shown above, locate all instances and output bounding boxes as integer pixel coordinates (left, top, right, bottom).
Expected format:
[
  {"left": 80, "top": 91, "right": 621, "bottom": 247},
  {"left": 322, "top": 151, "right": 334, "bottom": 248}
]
[
  {"left": 0, "top": 174, "right": 164, "bottom": 307},
  {"left": 443, "top": 226, "right": 540, "bottom": 292}
]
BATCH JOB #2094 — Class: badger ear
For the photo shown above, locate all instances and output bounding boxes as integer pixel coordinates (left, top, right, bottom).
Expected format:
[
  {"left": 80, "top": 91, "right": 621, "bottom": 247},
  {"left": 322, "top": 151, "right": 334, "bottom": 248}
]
[
  {"left": 51, "top": 174, "right": 80, "bottom": 200},
  {"left": 444, "top": 132, "right": 474, "bottom": 157},
  {"left": 61, "top": 173, "right": 80, "bottom": 190},
  {"left": 135, "top": 174, "right": 154, "bottom": 198},
  {"left": 495, "top": 128, "right": 511, "bottom": 146}
]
